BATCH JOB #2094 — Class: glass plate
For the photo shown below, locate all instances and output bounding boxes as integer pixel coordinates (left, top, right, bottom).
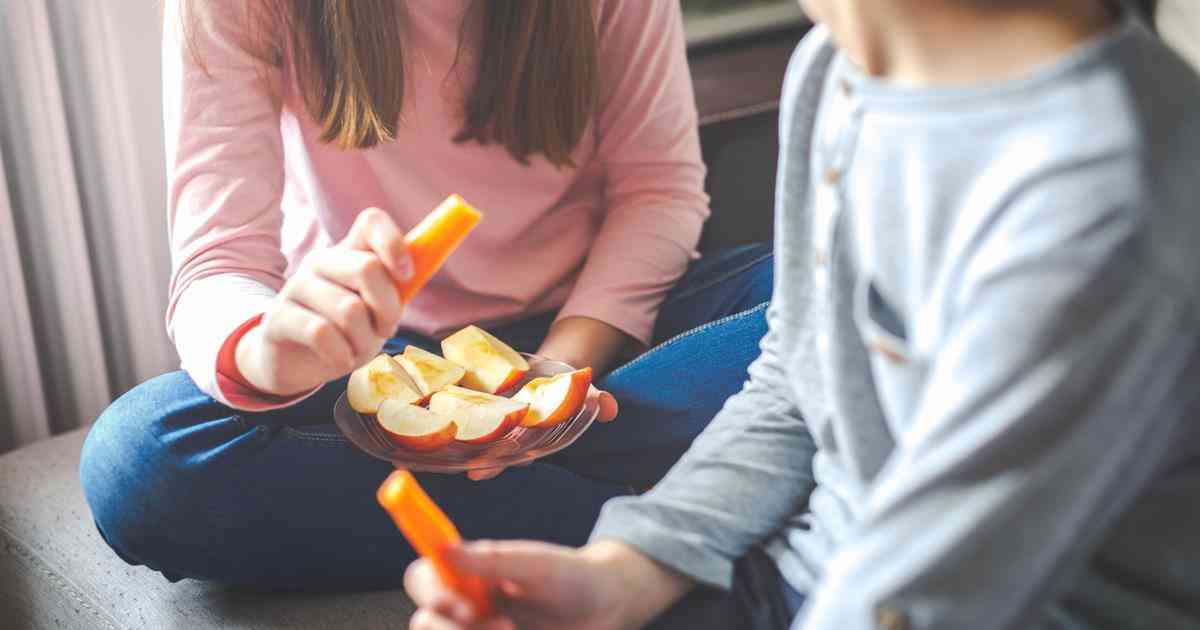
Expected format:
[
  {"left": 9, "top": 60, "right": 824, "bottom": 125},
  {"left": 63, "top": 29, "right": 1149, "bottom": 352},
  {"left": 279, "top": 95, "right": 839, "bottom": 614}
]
[{"left": 333, "top": 353, "right": 599, "bottom": 473}]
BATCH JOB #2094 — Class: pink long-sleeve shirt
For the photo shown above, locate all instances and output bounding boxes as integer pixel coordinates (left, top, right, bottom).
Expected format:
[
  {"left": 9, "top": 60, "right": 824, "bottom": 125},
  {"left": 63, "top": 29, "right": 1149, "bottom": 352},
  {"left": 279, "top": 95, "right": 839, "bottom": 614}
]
[{"left": 163, "top": 0, "right": 709, "bottom": 410}]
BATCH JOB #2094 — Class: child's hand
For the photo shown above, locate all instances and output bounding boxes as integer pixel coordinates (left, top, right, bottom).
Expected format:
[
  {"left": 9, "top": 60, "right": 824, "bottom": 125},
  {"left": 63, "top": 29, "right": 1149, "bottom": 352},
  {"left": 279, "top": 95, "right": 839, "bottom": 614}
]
[
  {"left": 405, "top": 540, "right": 678, "bottom": 630},
  {"left": 236, "top": 209, "right": 412, "bottom": 397}
]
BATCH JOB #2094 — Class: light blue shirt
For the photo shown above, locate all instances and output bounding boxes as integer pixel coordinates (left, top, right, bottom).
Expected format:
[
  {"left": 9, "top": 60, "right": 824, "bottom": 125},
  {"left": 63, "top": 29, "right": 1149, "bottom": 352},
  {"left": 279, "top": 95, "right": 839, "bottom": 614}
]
[{"left": 593, "top": 15, "right": 1200, "bottom": 630}]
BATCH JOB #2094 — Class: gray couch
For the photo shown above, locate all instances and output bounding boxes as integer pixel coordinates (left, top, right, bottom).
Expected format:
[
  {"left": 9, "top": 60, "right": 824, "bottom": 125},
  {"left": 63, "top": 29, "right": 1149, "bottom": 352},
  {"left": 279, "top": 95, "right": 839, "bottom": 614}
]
[{"left": 0, "top": 29, "right": 800, "bottom": 629}]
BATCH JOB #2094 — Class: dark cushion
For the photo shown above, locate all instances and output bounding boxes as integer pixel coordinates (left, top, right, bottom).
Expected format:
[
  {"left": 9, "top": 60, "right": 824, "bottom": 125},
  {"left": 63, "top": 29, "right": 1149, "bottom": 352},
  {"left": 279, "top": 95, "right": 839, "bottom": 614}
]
[
  {"left": 692, "top": 27, "right": 807, "bottom": 252},
  {"left": 700, "top": 110, "right": 781, "bottom": 251}
]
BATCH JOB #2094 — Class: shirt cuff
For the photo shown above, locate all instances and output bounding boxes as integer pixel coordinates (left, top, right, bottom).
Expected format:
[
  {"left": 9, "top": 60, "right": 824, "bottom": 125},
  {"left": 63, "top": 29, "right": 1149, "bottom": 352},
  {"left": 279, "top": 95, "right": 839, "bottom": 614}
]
[
  {"left": 168, "top": 273, "right": 318, "bottom": 411},
  {"left": 590, "top": 496, "right": 736, "bottom": 591}
]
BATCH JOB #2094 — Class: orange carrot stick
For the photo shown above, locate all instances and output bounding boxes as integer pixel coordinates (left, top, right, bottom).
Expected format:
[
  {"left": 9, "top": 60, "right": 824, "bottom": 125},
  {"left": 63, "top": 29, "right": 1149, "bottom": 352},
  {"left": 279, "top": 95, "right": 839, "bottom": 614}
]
[
  {"left": 399, "top": 194, "right": 483, "bottom": 304},
  {"left": 377, "top": 470, "right": 494, "bottom": 616}
]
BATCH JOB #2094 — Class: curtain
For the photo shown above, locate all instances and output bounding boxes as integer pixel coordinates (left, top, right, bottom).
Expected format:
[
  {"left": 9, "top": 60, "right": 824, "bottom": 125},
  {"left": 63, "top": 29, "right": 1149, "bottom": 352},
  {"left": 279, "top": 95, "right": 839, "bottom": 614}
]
[{"left": 0, "top": 0, "right": 176, "bottom": 454}]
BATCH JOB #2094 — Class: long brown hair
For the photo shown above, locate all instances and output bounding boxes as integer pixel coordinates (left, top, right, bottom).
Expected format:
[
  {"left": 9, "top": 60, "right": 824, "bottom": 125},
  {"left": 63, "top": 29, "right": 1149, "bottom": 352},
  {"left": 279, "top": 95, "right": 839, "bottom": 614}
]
[{"left": 186, "top": 1, "right": 598, "bottom": 167}]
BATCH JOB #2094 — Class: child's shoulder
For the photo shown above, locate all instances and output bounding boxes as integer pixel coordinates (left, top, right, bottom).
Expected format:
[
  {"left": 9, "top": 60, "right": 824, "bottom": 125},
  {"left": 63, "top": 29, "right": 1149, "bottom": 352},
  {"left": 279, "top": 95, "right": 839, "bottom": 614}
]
[
  {"left": 776, "top": 26, "right": 837, "bottom": 149},
  {"left": 941, "top": 24, "right": 1200, "bottom": 311},
  {"left": 1087, "top": 24, "right": 1200, "bottom": 289},
  {"left": 994, "top": 24, "right": 1200, "bottom": 227},
  {"left": 781, "top": 24, "right": 835, "bottom": 99},
  {"left": 1064, "top": 21, "right": 1200, "bottom": 161}
]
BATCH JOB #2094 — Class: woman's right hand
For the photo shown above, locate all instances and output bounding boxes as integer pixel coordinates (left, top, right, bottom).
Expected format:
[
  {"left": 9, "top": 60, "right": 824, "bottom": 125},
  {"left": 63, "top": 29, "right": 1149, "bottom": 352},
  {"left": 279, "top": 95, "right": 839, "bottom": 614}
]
[{"left": 236, "top": 209, "right": 413, "bottom": 397}]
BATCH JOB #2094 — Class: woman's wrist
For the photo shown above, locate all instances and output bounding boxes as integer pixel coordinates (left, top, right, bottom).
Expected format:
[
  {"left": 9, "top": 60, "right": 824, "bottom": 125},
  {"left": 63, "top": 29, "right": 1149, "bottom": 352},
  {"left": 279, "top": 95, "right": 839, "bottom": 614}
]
[
  {"left": 232, "top": 324, "right": 304, "bottom": 398},
  {"left": 580, "top": 539, "right": 696, "bottom": 630},
  {"left": 536, "top": 316, "right": 633, "bottom": 374}
]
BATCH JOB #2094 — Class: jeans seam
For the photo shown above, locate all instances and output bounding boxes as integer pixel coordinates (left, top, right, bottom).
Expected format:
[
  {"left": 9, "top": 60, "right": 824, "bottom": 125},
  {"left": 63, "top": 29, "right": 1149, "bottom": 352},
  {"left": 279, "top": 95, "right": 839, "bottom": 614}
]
[
  {"left": 662, "top": 251, "right": 774, "bottom": 306},
  {"left": 279, "top": 426, "right": 350, "bottom": 445},
  {"left": 606, "top": 302, "right": 770, "bottom": 381}
]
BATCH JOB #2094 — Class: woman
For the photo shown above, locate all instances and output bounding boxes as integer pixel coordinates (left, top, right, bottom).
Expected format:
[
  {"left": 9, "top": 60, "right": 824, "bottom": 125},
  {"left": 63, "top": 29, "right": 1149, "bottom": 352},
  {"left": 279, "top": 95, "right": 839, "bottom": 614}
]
[{"left": 79, "top": 0, "right": 773, "bottom": 592}]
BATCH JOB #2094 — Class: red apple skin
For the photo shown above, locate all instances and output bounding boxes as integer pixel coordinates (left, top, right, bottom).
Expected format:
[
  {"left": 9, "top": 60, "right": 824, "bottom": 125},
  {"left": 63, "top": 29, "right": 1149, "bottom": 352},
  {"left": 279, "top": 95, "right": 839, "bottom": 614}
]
[
  {"left": 382, "top": 420, "right": 457, "bottom": 451},
  {"left": 516, "top": 368, "right": 593, "bottom": 428},
  {"left": 429, "top": 387, "right": 529, "bottom": 444},
  {"left": 492, "top": 369, "right": 526, "bottom": 395},
  {"left": 538, "top": 367, "right": 592, "bottom": 427},
  {"left": 456, "top": 406, "right": 526, "bottom": 444},
  {"left": 376, "top": 400, "right": 458, "bottom": 451}
]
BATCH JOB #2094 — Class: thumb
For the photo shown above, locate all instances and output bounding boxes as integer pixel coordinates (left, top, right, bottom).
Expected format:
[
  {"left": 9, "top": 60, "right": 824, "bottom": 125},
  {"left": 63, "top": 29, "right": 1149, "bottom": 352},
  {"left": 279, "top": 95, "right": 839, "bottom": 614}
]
[
  {"left": 446, "top": 540, "right": 566, "bottom": 588},
  {"left": 597, "top": 390, "right": 619, "bottom": 423},
  {"left": 341, "top": 208, "right": 413, "bottom": 284},
  {"left": 467, "top": 466, "right": 507, "bottom": 481}
]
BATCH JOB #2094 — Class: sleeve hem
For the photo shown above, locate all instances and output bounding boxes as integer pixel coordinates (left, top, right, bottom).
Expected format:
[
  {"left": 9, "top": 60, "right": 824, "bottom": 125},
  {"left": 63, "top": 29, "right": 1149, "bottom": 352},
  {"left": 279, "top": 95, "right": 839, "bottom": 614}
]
[
  {"left": 590, "top": 509, "right": 735, "bottom": 590},
  {"left": 168, "top": 273, "right": 304, "bottom": 411},
  {"left": 214, "top": 313, "right": 320, "bottom": 411}
]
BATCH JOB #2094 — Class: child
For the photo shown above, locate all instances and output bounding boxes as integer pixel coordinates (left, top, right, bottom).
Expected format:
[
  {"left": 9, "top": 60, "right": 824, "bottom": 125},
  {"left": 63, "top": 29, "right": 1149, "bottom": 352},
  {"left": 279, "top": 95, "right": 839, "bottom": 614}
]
[{"left": 404, "top": 0, "right": 1200, "bottom": 628}]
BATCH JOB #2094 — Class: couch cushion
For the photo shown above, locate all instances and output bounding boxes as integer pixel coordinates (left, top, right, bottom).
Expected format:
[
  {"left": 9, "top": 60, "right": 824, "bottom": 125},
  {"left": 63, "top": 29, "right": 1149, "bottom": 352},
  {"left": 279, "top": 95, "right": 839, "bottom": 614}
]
[{"left": 0, "top": 429, "right": 415, "bottom": 629}]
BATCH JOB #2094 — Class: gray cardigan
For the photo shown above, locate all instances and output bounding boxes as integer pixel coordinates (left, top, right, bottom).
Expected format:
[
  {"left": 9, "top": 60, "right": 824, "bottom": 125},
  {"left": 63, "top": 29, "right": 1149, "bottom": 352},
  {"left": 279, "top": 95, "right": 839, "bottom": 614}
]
[{"left": 592, "top": 17, "right": 1200, "bottom": 630}]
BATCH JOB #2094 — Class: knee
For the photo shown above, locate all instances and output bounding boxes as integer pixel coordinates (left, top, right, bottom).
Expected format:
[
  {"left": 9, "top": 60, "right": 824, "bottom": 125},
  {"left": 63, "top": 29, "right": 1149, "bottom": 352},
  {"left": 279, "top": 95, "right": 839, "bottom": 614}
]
[
  {"left": 709, "top": 243, "right": 775, "bottom": 312},
  {"left": 81, "top": 372, "right": 200, "bottom": 487},
  {"left": 741, "top": 243, "right": 775, "bottom": 310},
  {"left": 79, "top": 372, "right": 223, "bottom": 571}
]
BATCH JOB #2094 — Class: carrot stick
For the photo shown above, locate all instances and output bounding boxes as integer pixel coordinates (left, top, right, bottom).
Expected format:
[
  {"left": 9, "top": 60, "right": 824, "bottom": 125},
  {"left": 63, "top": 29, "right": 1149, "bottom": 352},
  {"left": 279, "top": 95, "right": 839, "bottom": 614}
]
[
  {"left": 399, "top": 194, "right": 483, "bottom": 303},
  {"left": 377, "top": 470, "right": 494, "bottom": 616}
]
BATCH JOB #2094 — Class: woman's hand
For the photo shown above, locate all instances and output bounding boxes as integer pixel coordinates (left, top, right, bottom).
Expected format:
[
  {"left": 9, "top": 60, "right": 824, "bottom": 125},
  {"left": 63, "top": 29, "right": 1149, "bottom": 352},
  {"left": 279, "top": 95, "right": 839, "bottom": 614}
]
[
  {"left": 236, "top": 209, "right": 412, "bottom": 397},
  {"left": 404, "top": 540, "right": 694, "bottom": 630}
]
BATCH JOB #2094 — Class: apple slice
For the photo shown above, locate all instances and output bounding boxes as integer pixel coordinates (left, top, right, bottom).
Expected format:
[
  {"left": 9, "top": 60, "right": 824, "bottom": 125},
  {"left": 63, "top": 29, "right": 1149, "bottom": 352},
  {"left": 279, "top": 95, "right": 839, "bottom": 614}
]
[
  {"left": 429, "top": 386, "right": 529, "bottom": 444},
  {"left": 440, "top": 325, "right": 530, "bottom": 394},
  {"left": 513, "top": 368, "right": 593, "bottom": 429},
  {"left": 396, "top": 346, "right": 467, "bottom": 398},
  {"left": 377, "top": 400, "right": 458, "bottom": 451},
  {"left": 347, "top": 354, "right": 424, "bottom": 414}
]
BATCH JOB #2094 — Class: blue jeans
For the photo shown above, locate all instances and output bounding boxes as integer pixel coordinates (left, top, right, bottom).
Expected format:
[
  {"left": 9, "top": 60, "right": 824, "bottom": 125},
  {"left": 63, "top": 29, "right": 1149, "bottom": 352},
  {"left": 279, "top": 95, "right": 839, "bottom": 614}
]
[{"left": 80, "top": 245, "right": 773, "bottom": 592}]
